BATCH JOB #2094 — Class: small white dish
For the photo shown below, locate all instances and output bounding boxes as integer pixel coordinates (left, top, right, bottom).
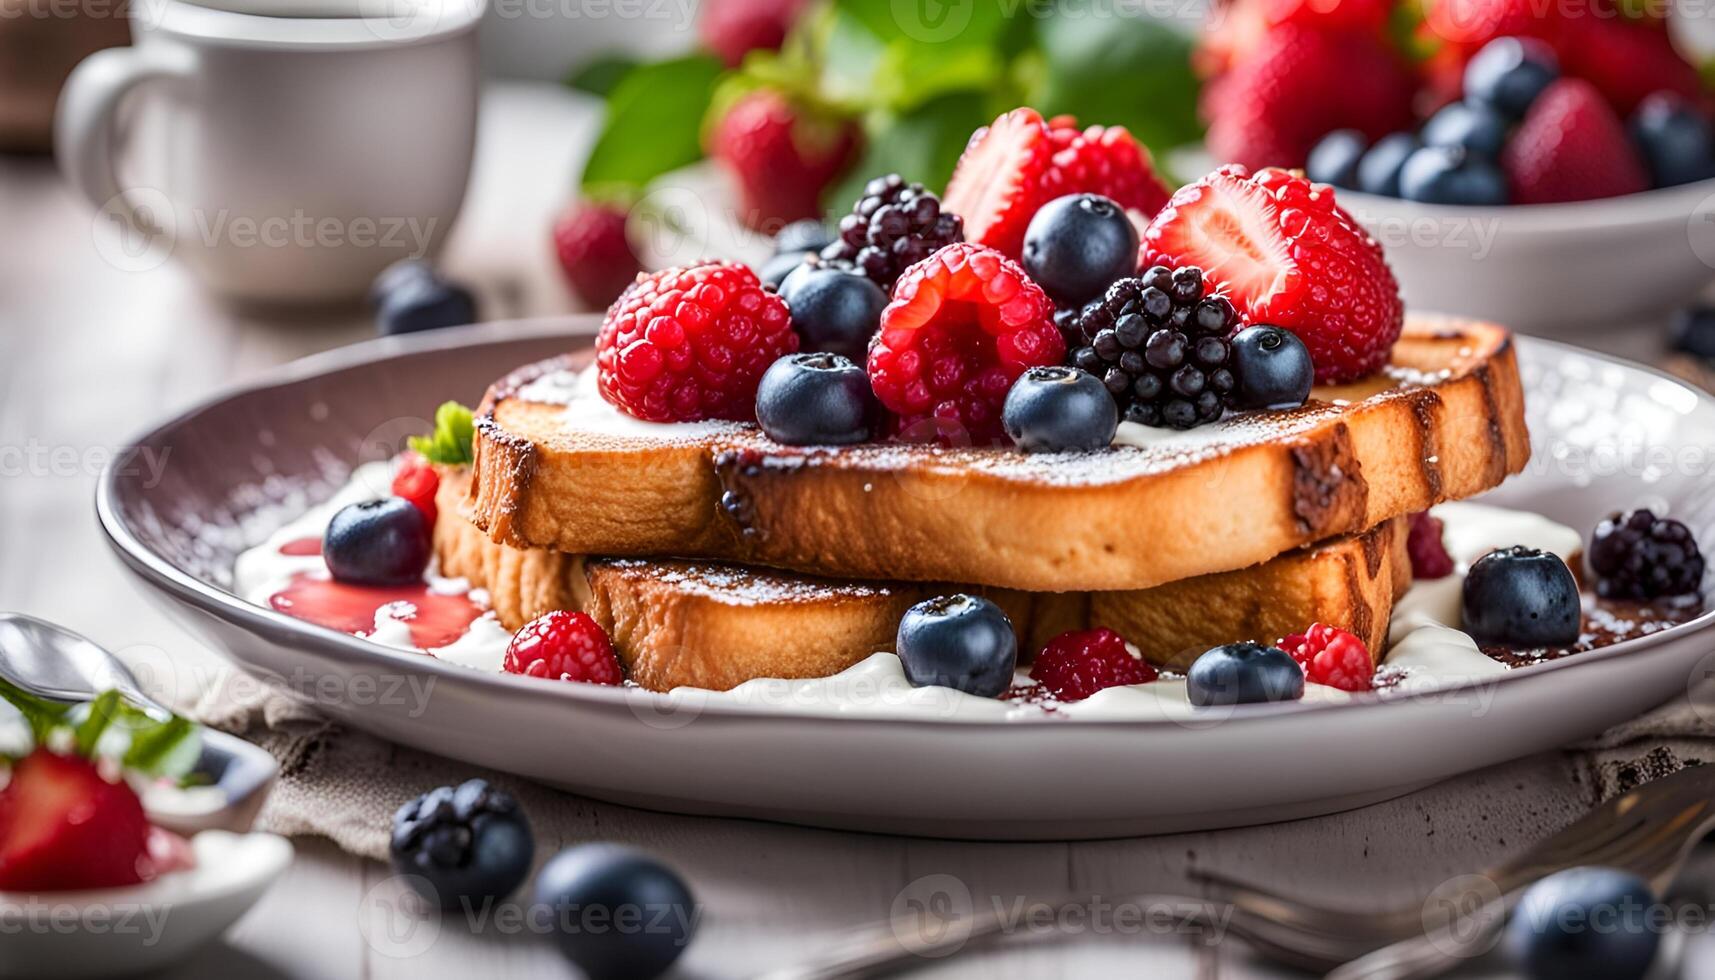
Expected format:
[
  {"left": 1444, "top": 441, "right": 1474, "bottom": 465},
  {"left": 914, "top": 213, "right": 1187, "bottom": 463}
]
[{"left": 0, "top": 831, "right": 293, "bottom": 980}]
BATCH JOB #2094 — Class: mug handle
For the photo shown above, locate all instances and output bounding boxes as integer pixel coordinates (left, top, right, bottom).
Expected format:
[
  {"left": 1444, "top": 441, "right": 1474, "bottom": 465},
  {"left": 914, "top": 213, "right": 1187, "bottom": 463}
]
[{"left": 54, "top": 43, "right": 195, "bottom": 231}]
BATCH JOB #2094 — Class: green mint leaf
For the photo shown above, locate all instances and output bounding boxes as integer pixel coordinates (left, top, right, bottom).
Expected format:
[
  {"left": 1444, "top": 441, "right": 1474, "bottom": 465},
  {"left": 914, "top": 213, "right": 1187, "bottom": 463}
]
[
  {"left": 832, "top": 0, "right": 1008, "bottom": 51},
  {"left": 408, "top": 401, "right": 475, "bottom": 465},
  {"left": 581, "top": 54, "right": 725, "bottom": 197},
  {"left": 823, "top": 91, "right": 995, "bottom": 210},
  {"left": 0, "top": 677, "right": 73, "bottom": 747},
  {"left": 124, "top": 714, "right": 200, "bottom": 782},
  {"left": 565, "top": 53, "right": 640, "bottom": 97},
  {"left": 1030, "top": 13, "right": 1202, "bottom": 156},
  {"left": 73, "top": 689, "right": 121, "bottom": 758}
]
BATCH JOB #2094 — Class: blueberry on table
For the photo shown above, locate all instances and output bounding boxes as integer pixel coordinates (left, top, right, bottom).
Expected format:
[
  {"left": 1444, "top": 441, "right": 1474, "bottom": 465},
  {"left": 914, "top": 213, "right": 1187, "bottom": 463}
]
[
  {"left": 1421, "top": 101, "right": 1510, "bottom": 159},
  {"left": 1461, "top": 546, "right": 1581, "bottom": 648},
  {"left": 754, "top": 353, "right": 874, "bottom": 446},
  {"left": 1020, "top": 194, "right": 1139, "bottom": 306},
  {"left": 1629, "top": 92, "right": 1715, "bottom": 189},
  {"left": 390, "top": 779, "right": 534, "bottom": 910},
  {"left": 532, "top": 844, "right": 697, "bottom": 980},
  {"left": 323, "top": 498, "right": 430, "bottom": 586},
  {"left": 773, "top": 219, "right": 834, "bottom": 256},
  {"left": 1002, "top": 366, "right": 1118, "bottom": 453},
  {"left": 1306, "top": 130, "right": 1367, "bottom": 189},
  {"left": 778, "top": 264, "right": 887, "bottom": 363},
  {"left": 1399, "top": 146, "right": 1510, "bottom": 206},
  {"left": 1356, "top": 133, "right": 1419, "bottom": 197},
  {"left": 1464, "top": 37, "right": 1558, "bottom": 120},
  {"left": 1229, "top": 326, "right": 1314, "bottom": 410},
  {"left": 1505, "top": 867, "right": 1658, "bottom": 980},
  {"left": 897, "top": 594, "right": 1018, "bottom": 698},
  {"left": 375, "top": 273, "right": 478, "bottom": 336},
  {"left": 1186, "top": 643, "right": 1305, "bottom": 707}
]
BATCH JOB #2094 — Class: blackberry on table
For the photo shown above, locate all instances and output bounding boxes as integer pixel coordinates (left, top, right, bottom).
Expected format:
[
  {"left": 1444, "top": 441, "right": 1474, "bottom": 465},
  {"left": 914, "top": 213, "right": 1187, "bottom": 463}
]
[
  {"left": 1067, "top": 265, "right": 1238, "bottom": 429},
  {"left": 822, "top": 174, "right": 963, "bottom": 291},
  {"left": 1588, "top": 509, "right": 1705, "bottom": 600}
]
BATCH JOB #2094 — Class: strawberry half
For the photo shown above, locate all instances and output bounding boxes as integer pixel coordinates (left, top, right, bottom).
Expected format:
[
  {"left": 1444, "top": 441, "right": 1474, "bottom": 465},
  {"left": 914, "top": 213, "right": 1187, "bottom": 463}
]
[
  {"left": 0, "top": 749, "right": 154, "bottom": 892},
  {"left": 1502, "top": 78, "right": 1649, "bottom": 205},
  {"left": 1140, "top": 166, "right": 1403, "bottom": 384},
  {"left": 942, "top": 108, "right": 1053, "bottom": 260}
]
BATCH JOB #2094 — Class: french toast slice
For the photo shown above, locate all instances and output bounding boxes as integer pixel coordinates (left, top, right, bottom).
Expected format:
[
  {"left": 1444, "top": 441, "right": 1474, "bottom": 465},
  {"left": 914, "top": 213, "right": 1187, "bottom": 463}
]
[
  {"left": 467, "top": 315, "right": 1525, "bottom": 593},
  {"left": 435, "top": 468, "right": 1409, "bottom": 690}
]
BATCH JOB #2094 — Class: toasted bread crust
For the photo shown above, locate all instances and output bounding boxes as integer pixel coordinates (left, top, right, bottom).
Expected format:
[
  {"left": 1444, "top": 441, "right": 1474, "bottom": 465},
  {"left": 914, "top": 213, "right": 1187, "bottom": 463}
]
[{"left": 467, "top": 316, "right": 1526, "bottom": 592}]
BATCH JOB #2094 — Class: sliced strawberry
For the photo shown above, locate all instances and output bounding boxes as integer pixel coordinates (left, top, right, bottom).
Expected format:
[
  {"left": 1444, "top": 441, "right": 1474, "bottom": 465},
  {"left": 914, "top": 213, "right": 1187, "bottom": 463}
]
[
  {"left": 1502, "top": 78, "right": 1649, "bottom": 205},
  {"left": 1141, "top": 166, "right": 1403, "bottom": 384},
  {"left": 942, "top": 108, "right": 1053, "bottom": 259},
  {"left": 0, "top": 749, "right": 153, "bottom": 892}
]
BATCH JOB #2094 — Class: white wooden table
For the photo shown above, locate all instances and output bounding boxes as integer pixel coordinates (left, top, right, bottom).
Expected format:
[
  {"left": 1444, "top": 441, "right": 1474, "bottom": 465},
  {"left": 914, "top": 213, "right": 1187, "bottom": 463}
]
[{"left": 0, "top": 82, "right": 1696, "bottom": 979}]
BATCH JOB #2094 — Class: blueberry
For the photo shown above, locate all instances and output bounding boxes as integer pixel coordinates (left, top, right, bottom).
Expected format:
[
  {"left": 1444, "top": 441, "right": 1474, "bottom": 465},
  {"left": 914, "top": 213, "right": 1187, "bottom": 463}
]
[
  {"left": 1356, "top": 133, "right": 1419, "bottom": 197},
  {"left": 774, "top": 218, "right": 834, "bottom": 255},
  {"left": 1020, "top": 194, "right": 1140, "bottom": 306},
  {"left": 1186, "top": 642, "right": 1304, "bottom": 707},
  {"left": 1505, "top": 868, "right": 1659, "bottom": 980},
  {"left": 369, "top": 258, "right": 437, "bottom": 311},
  {"left": 323, "top": 498, "right": 430, "bottom": 586},
  {"left": 1629, "top": 92, "right": 1715, "bottom": 189},
  {"left": 779, "top": 264, "right": 887, "bottom": 363},
  {"left": 390, "top": 779, "right": 533, "bottom": 910},
  {"left": 1421, "top": 101, "right": 1510, "bottom": 159},
  {"left": 1464, "top": 36, "right": 1559, "bottom": 119},
  {"left": 1670, "top": 305, "right": 1715, "bottom": 359},
  {"left": 1307, "top": 130, "right": 1368, "bottom": 188},
  {"left": 1462, "top": 545, "right": 1581, "bottom": 648},
  {"left": 762, "top": 249, "right": 812, "bottom": 290},
  {"left": 1399, "top": 146, "right": 1511, "bottom": 205},
  {"left": 897, "top": 594, "right": 1017, "bottom": 698},
  {"left": 532, "top": 844, "right": 697, "bottom": 980},
  {"left": 1002, "top": 366, "right": 1118, "bottom": 453},
  {"left": 754, "top": 353, "right": 874, "bottom": 445},
  {"left": 375, "top": 272, "right": 478, "bottom": 335},
  {"left": 1229, "top": 326, "right": 1314, "bottom": 410}
]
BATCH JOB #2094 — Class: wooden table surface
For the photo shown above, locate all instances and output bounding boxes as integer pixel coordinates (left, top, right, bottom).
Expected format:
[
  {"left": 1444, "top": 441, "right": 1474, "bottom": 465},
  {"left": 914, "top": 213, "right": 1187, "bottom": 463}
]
[{"left": 0, "top": 82, "right": 1701, "bottom": 979}]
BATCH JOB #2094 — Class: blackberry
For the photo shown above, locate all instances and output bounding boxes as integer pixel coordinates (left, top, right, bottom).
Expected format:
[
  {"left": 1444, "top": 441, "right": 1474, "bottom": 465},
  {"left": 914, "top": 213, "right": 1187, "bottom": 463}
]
[
  {"left": 822, "top": 174, "right": 963, "bottom": 291},
  {"left": 1067, "top": 265, "right": 1238, "bottom": 429},
  {"left": 1588, "top": 509, "right": 1706, "bottom": 600}
]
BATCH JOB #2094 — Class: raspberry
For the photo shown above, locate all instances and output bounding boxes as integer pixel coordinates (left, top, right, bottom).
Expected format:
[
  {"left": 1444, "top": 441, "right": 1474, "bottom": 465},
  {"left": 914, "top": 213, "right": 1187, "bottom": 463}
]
[
  {"left": 708, "top": 88, "right": 861, "bottom": 231},
  {"left": 552, "top": 201, "right": 643, "bottom": 310},
  {"left": 1407, "top": 511, "right": 1455, "bottom": 580},
  {"left": 868, "top": 243, "right": 1064, "bottom": 445},
  {"left": 942, "top": 108, "right": 1054, "bottom": 259},
  {"left": 1278, "top": 623, "right": 1373, "bottom": 692},
  {"left": 698, "top": 0, "right": 807, "bottom": 67},
  {"left": 822, "top": 174, "right": 964, "bottom": 291},
  {"left": 1040, "top": 117, "right": 1172, "bottom": 220},
  {"left": 1588, "top": 509, "right": 1706, "bottom": 600},
  {"left": 391, "top": 454, "right": 439, "bottom": 531},
  {"left": 1502, "top": 78, "right": 1649, "bottom": 205},
  {"left": 1141, "top": 165, "right": 1404, "bottom": 384},
  {"left": 504, "top": 611, "right": 623, "bottom": 685},
  {"left": 595, "top": 261, "right": 798, "bottom": 422},
  {"left": 1032, "top": 628, "right": 1158, "bottom": 702}
]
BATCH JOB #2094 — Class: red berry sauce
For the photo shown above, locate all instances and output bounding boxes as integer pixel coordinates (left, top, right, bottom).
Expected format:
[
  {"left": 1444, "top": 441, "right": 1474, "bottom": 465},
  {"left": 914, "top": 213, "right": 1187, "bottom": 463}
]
[{"left": 269, "top": 573, "right": 481, "bottom": 649}]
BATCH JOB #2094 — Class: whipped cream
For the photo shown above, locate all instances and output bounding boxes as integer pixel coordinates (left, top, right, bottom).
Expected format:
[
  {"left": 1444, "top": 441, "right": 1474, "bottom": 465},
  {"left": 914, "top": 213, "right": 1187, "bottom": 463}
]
[{"left": 516, "top": 367, "right": 743, "bottom": 442}]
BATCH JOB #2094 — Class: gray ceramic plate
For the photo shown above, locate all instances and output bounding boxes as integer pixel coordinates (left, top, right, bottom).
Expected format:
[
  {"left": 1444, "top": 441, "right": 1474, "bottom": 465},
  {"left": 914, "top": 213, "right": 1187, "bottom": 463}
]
[{"left": 98, "top": 318, "right": 1715, "bottom": 839}]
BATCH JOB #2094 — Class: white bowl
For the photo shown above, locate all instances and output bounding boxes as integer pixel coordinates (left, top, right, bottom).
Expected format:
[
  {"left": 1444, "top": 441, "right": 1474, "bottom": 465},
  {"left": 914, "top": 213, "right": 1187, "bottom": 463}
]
[{"left": 1342, "top": 179, "right": 1715, "bottom": 334}]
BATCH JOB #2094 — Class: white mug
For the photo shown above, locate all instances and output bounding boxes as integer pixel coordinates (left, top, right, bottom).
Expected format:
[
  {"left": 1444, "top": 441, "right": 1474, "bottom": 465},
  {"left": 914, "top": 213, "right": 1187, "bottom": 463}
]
[{"left": 56, "top": 0, "right": 484, "bottom": 305}]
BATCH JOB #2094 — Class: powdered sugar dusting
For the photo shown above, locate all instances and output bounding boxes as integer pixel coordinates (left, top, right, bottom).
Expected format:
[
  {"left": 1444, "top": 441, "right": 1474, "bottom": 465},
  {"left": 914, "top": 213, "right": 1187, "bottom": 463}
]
[{"left": 596, "top": 559, "right": 897, "bottom": 606}]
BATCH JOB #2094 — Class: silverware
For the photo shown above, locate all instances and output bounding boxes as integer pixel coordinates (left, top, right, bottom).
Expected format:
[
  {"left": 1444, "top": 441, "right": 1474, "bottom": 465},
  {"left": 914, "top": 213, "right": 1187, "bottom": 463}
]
[{"left": 0, "top": 612, "right": 278, "bottom": 835}]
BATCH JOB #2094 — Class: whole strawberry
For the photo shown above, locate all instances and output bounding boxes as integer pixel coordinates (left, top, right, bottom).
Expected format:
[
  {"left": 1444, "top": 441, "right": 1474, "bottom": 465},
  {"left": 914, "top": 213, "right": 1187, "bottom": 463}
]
[
  {"left": 709, "top": 89, "right": 860, "bottom": 231},
  {"left": 1557, "top": 16, "right": 1705, "bottom": 117},
  {"left": 698, "top": 0, "right": 808, "bottom": 67},
  {"left": 1198, "top": 0, "right": 1394, "bottom": 76},
  {"left": 1142, "top": 166, "right": 1403, "bottom": 384},
  {"left": 552, "top": 201, "right": 643, "bottom": 310},
  {"left": 1202, "top": 25, "right": 1416, "bottom": 170},
  {"left": 1503, "top": 78, "right": 1649, "bottom": 204}
]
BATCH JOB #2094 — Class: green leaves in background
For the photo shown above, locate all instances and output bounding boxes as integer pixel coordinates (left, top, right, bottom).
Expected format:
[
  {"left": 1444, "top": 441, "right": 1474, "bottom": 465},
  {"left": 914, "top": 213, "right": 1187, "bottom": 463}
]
[
  {"left": 824, "top": 92, "right": 993, "bottom": 218},
  {"left": 565, "top": 53, "right": 640, "bottom": 98},
  {"left": 1032, "top": 12, "right": 1200, "bottom": 160},
  {"left": 578, "top": 54, "right": 726, "bottom": 198},
  {"left": 408, "top": 401, "right": 476, "bottom": 466}
]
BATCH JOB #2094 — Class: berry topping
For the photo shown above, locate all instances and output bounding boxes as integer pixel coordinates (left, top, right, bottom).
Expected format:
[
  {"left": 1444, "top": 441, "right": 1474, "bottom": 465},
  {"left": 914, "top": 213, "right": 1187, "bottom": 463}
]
[
  {"left": 1020, "top": 193, "right": 1140, "bottom": 306},
  {"left": 942, "top": 108, "right": 1054, "bottom": 259},
  {"left": 778, "top": 262, "right": 887, "bottom": 363},
  {"left": 1588, "top": 509, "right": 1706, "bottom": 600},
  {"left": 1462, "top": 546, "right": 1581, "bottom": 649},
  {"left": 821, "top": 174, "right": 964, "bottom": 292},
  {"left": 1066, "top": 266, "right": 1238, "bottom": 429},
  {"left": 1141, "top": 165, "right": 1404, "bottom": 384},
  {"left": 595, "top": 261, "right": 797, "bottom": 423},
  {"left": 868, "top": 243, "right": 1063, "bottom": 445},
  {"left": 1399, "top": 146, "right": 1511, "bottom": 206},
  {"left": 755, "top": 353, "right": 875, "bottom": 446},
  {"left": 504, "top": 611, "right": 624, "bottom": 685},
  {"left": 1229, "top": 325, "right": 1314, "bottom": 411},
  {"left": 390, "top": 778, "right": 534, "bottom": 910},
  {"left": 552, "top": 201, "right": 643, "bottom": 310},
  {"left": 1278, "top": 623, "right": 1374, "bottom": 692},
  {"left": 1038, "top": 118, "right": 1173, "bottom": 220},
  {"left": 532, "top": 845, "right": 697, "bottom": 980},
  {"left": 1002, "top": 366, "right": 1118, "bottom": 453},
  {"left": 1463, "top": 37, "right": 1558, "bottom": 120},
  {"left": 1505, "top": 868, "right": 1659, "bottom": 980},
  {"left": 0, "top": 749, "right": 153, "bottom": 892},
  {"left": 323, "top": 498, "right": 431, "bottom": 587},
  {"left": 1032, "top": 628, "right": 1158, "bottom": 702},
  {"left": 1629, "top": 93, "right": 1715, "bottom": 190},
  {"left": 1420, "top": 101, "right": 1509, "bottom": 159},
  {"left": 1502, "top": 78, "right": 1648, "bottom": 205},
  {"left": 1355, "top": 133, "right": 1419, "bottom": 197},
  {"left": 371, "top": 261, "right": 478, "bottom": 336},
  {"left": 391, "top": 454, "right": 440, "bottom": 530},
  {"left": 896, "top": 594, "right": 1018, "bottom": 698},
  {"left": 698, "top": 0, "right": 806, "bottom": 67},
  {"left": 708, "top": 88, "right": 860, "bottom": 230},
  {"left": 1306, "top": 129, "right": 1367, "bottom": 189},
  {"left": 1186, "top": 642, "right": 1305, "bottom": 707},
  {"left": 1407, "top": 511, "right": 1456, "bottom": 580}
]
